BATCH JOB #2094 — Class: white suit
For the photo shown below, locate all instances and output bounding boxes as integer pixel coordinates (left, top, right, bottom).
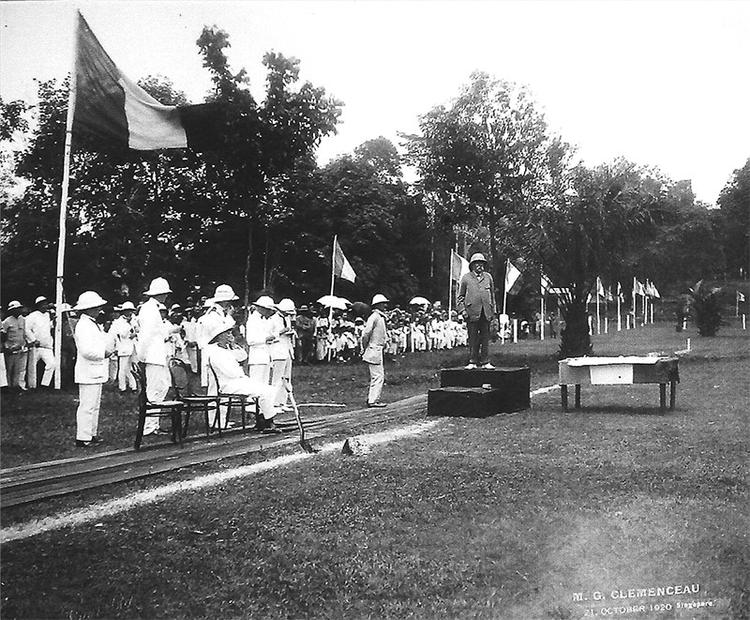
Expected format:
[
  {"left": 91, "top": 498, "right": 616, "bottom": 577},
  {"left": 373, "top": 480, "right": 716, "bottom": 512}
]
[
  {"left": 25, "top": 309, "right": 56, "bottom": 388},
  {"left": 136, "top": 298, "right": 170, "bottom": 433},
  {"left": 245, "top": 311, "right": 272, "bottom": 385},
  {"left": 74, "top": 314, "right": 113, "bottom": 442},
  {"left": 205, "top": 343, "right": 276, "bottom": 420}
]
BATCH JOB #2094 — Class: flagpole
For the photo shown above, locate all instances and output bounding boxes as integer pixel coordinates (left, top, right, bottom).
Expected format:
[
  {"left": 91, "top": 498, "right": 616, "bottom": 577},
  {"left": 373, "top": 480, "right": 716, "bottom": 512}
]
[
  {"left": 328, "top": 235, "right": 336, "bottom": 325},
  {"left": 540, "top": 288, "right": 545, "bottom": 341},
  {"left": 54, "top": 10, "right": 80, "bottom": 390},
  {"left": 501, "top": 259, "right": 509, "bottom": 344},
  {"left": 596, "top": 277, "right": 601, "bottom": 335},
  {"left": 448, "top": 248, "right": 454, "bottom": 319},
  {"left": 617, "top": 283, "right": 622, "bottom": 331}
]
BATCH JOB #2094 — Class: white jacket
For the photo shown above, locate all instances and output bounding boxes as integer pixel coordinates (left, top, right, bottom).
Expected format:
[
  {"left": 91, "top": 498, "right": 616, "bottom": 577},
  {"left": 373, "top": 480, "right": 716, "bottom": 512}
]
[
  {"left": 25, "top": 310, "right": 54, "bottom": 349},
  {"left": 136, "top": 298, "right": 169, "bottom": 366},
  {"left": 109, "top": 315, "right": 136, "bottom": 356},
  {"left": 245, "top": 312, "right": 272, "bottom": 365},
  {"left": 74, "top": 314, "right": 113, "bottom": 384}
]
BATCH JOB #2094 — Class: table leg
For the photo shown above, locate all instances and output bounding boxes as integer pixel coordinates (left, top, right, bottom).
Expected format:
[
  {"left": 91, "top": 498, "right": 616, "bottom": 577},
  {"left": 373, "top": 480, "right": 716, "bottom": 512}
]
[
  {"left": 574, "top": 384, "right": 581, "bottom": 409},
  {"left": 659, "top": 384, "right": 666, "bottom": 411},
  {"left": 669, "top": 381, "right": 676, "bottom": 409},
  {"left": 561, "top": 384, "right": 568, "bottom": 411}
]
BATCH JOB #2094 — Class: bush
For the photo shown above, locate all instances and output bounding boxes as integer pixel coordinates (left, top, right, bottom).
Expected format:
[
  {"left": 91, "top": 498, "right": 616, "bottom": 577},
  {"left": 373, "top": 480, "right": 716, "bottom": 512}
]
[{"left": 688, "top": 280, "right": 722, "bottom": 336}]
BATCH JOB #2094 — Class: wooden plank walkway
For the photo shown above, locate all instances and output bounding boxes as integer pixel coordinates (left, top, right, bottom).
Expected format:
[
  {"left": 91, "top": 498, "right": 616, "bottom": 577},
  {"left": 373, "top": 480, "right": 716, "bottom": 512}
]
[{"left": 0, "top": 395, "right": 427, "bottom": 508}]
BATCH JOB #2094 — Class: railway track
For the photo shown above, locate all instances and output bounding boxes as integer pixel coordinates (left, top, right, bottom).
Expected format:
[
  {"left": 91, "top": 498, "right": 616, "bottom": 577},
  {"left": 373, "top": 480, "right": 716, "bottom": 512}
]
[{"left": 0, "top": 395, "right": 428, "bottom": 508}]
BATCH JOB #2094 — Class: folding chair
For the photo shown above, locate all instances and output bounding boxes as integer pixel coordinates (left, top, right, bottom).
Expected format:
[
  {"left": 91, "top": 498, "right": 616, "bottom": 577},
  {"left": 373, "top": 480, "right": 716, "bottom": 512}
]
[
  {"left": 132, "top": 362, "right": 185, "bottom": 450},
  {"left": 168, "top": 357, "right": 221, "bottom": 437},
  {"left": 207, "top": 360, "right": 258, "bottom": 431}
]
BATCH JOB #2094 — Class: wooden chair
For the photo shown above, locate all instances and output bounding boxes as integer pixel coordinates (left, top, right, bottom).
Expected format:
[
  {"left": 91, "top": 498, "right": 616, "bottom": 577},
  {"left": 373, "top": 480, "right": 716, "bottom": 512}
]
[
  {"left": 168, "top": 358, "right": 221, "bottom": 437},
  {"left": 132, "top": 362, "right": 185, "bottom": 450},
  {"left": 207, "top": 359, "right": 258, "bottom": 431}
]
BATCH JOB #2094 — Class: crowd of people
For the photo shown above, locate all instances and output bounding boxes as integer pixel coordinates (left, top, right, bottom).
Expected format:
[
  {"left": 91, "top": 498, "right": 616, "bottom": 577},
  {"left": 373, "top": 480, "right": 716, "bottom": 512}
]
[{"left": 0, "top": 277, "right": 476, "bottom": 447}]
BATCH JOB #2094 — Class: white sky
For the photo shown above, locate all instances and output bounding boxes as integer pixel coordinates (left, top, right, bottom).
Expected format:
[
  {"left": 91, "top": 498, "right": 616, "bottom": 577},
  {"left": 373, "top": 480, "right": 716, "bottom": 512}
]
[{"left": 2, "top": 0, "right": 749, "bottom": 205}]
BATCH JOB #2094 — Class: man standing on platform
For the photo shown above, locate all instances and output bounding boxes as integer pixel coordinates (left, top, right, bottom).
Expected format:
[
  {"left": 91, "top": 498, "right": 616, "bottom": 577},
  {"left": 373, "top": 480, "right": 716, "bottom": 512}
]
[
  {"left": 362, "top": 294, "right": 389, "bottom": 408},
  {"left": 25, "top": 296, "right": 56, "bottom": 389},
  {"left": 457, "top": 253, "right": 497, "bottom": 369}
]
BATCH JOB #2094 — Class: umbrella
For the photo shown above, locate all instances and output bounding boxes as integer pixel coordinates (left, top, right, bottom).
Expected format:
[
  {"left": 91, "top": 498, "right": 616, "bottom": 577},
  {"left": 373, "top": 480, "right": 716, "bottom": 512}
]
[
  {"left": 316, "top": 295, "right": 349, "bottom": 310},
  {"left": 409, "top": 296, "right": 431, "bottom": 307}
]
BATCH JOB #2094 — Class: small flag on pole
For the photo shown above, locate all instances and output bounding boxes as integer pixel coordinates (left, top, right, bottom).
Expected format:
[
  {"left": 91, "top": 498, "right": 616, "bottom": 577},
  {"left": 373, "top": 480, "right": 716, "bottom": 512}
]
[
  {"left": 505, "top": 260, "right": 522, "bottom": 295},
  {"left": 617, "top": 281, "right": 624, "bottom": 301},
  {"left": 738, "top": 291, "right": 746, "bottom": 302},
  {"left": 597, "top": 276, "right": 605, "bottom": 299},
  {"left": 74, "top": 11, "right": 224, "bottom": 151},
  {"left": 450, "top": 250, "right": 470, "bottom": 282},
  {"left": 541, "top": 272, "right": 552, "bottom": 296},
  {"left": 333, "top": 237, "right": 357, "bottom": 283}
]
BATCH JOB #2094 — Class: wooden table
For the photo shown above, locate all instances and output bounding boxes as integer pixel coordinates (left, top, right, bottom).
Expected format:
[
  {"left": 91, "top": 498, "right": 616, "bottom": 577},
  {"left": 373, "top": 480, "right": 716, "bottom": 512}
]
[{"left": 558, "top": 356, "right": 679, "bottom": 411}]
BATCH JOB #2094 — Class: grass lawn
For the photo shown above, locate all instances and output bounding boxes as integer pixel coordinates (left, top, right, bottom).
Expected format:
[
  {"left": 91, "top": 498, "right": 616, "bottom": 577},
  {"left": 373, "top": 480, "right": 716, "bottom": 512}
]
[{"left": 1, "top": 324, "right": 748, "bottom": 619}]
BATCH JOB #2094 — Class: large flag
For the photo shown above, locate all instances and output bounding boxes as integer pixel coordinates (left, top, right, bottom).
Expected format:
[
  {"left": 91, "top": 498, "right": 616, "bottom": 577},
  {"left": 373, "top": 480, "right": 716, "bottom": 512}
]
[
  {"left": 74, "top": 12, "right": 223, "bottom": 151},
  {"left": 541, "top": 272, "right": 552, "bottom": 295},
  {"left": 450, "top": 250, "right": 470, "bottom": 282},
  {"left": 505, "top": 260, "right": 522, "bottom": 295},
  {"left": 333, "top": 237, "right": 356, "bottom": 283}
]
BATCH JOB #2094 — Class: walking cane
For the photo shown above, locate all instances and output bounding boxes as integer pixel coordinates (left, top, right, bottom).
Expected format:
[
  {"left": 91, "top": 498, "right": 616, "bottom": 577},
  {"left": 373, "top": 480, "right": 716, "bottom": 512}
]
[{"left": 283, "top": 378, "right": 317, "bottom": 453}]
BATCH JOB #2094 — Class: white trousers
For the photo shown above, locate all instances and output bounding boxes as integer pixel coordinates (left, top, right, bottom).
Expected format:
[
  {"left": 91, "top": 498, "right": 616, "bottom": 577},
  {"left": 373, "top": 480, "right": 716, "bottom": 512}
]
[
  {"left": 144, "top": 363, "right": 170, "bottom": 434},
  {"left": 271, "top": 358, "right": 292, "bottom": 407},
  {"left": 76, "top": 383, "right": 102, "bottom": 441},
  {"left": 5, "top": 351, "right": 27, "bottom": 389},
  {"left": 117, "top": 355, "right": 136, "bottom": 391},
  {"left": 247, "top": 363, "right": 270, "bottom": 386},
  {"left": 27, "top": 347, "right": 56, "bottom": 388},
  {"left": 367, "top": 361, "right": 384, "bottom": 405}
]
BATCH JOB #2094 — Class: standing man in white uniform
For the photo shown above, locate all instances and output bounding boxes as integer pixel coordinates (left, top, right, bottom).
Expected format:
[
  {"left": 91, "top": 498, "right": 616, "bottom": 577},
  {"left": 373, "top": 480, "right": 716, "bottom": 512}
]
[
  {"left": 109, "top": 301, "right": 137, "bottom": 392},
  {"left": 73, "top": 291, "right": 114, "bottom": 447},
  {"left": 245, "top": 295, "right": 276, "bottom": 384},
  {"left": 271, "top": 298, "right": 296, "bottom": 411},
  {"left": 25, "top": 295, "right": 56, "bottom": 389},
  {"left": 362, "top": 294, "right": 389, "bottom": 408},
  {"left": 136, "top": 277, "right": 173, "bottom": 435}
]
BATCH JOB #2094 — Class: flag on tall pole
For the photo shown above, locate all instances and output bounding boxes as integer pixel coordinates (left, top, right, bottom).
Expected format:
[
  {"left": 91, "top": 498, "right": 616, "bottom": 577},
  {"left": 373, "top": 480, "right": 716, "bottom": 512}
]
[
  {"left": 540, "top": 273, "right": 552, "bottom": 341},
  {"left": 504, "top": 260, "right": 522, "bottom": 296},
  {"left": 53, "top": 10, "right": 225, "bottom": 387},
  {"left": 595, "top": 277, "right": 603, "bottom": 334},
  {"left": 74, "top": 11, "right": 224, "bottom": 151},
  {"left": 737, "top": 291, "right": 746, "bottom": 316},
  {"left": 616, "top": 282, "right": 622, "bottom": 331},
  {"left": 450, "top": 249, "right": 470, "bottom": 282},
  {"left": 332, "top": 236, "right": 357, "bottom": 283},
  {"left": 449, "top": 249, "right": 469, "bottom": 317}
]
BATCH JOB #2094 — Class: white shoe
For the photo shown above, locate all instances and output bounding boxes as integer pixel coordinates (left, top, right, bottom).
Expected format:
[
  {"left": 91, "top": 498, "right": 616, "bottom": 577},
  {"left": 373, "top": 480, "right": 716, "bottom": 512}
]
[
  {"left": 465, "top": 363, "right": 477, "bottom": 369},
  {"left": 482, "top": 363, "right": 495, "bottom": 369}
]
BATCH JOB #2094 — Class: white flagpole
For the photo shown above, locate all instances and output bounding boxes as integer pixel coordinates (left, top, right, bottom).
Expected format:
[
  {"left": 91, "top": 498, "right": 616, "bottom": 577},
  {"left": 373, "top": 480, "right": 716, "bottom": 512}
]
[
  {"left": 632, "top": 277, "right": 637, "bottom": 329},
  {"left": 448, "top": 247, "right": 454, "bottom": 318},
  {"left": 596, "top": 277, "right": 601, "bottom": 335},
  {"left": 328, "top": 235, "right": 336, "bottom": 325},
  {"left": 617, "top": 284, "right": 622, "bottom": 331},
  {"left": 54, "top": 10, "right": 79, "bottom": 390},
  {"left": 540, "top": 285, "right": 545, "bottom": 341},
  {"left": 501, "top": 259, "right": 509, "bottom": 344}
]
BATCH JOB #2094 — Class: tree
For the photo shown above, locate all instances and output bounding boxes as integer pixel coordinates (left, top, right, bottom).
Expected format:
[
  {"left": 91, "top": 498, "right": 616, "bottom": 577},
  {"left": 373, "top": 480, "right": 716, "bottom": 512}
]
[
  {"left": 195, "top": 28, "right": 342, "bottom": 303},
  {"left": 688, "top": 280, "right": 722, "bottom": 336},
  {"left": 531, "top": 160, "right": 658, "bottom": 357},
  {"left": 406, "top": 72, "right": 568, "bottom": 301},
  {"left": 717, "top": 158, "right": 750, "bottom": 279}
]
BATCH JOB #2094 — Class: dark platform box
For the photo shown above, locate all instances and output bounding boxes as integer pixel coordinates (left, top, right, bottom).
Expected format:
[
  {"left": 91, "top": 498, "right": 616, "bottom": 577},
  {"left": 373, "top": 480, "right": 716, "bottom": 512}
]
[{"left": 428, "top": 367, "right": 531, "bottom": 417}]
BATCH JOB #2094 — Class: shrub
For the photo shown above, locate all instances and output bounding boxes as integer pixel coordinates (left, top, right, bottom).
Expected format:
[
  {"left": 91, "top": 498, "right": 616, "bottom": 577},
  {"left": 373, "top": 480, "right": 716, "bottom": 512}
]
[{"left": 688, "top": 280, "right": 722, "bottom": 336}]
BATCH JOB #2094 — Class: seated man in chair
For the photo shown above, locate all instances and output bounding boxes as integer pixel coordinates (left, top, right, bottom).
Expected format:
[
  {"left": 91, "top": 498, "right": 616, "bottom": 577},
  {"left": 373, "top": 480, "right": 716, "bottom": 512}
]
[{"left": 204, "top": 319, "right": 280, "bottom": 433}]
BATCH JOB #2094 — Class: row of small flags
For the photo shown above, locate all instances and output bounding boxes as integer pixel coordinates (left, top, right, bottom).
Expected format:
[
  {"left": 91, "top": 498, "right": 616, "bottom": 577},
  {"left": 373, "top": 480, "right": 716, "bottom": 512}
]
[{"left": 449, "top": 250, "right": 661, "bottom": 300}]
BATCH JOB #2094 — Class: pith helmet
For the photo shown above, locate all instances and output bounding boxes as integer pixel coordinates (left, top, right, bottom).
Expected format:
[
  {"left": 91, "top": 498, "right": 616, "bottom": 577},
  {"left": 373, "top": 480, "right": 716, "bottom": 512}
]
[
  {"left": 74, "top": 291, "right": 107, "bottom": 311},
  {"left": 144, "top": 277, "right": 172, "bottom": 296}
]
